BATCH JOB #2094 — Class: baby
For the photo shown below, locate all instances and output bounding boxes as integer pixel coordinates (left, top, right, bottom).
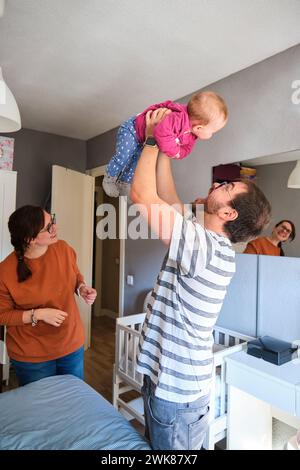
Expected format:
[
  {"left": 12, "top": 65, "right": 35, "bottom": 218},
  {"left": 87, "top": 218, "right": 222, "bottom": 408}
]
[{"left": 103, "top": 91, "right": 228, "bottom": 197}]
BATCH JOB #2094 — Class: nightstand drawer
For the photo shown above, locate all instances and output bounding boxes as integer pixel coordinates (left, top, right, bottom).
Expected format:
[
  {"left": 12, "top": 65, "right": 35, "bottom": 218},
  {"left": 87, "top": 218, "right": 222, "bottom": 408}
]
[{"left": 226, "top": 355, "right": 295, "bottom": 414}]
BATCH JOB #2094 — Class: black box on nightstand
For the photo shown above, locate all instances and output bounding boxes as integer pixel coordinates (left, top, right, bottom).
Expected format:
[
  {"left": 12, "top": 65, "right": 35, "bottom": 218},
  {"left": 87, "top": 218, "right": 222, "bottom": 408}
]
[{"left": 247, "top": 336, "right": 297, "bottom": 366}]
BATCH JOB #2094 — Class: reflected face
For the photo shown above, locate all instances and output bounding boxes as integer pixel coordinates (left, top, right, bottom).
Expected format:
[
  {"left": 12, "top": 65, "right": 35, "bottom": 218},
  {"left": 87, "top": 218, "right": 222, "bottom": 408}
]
[{"left": 273, "top": 221, "right": 293, "bottom": 242}]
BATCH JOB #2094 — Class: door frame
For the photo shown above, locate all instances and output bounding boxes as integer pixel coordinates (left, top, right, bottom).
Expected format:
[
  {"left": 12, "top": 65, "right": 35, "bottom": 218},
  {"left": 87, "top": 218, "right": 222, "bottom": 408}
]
[{"left": 87, "top": 166, "right": 125, "bottom": 317}]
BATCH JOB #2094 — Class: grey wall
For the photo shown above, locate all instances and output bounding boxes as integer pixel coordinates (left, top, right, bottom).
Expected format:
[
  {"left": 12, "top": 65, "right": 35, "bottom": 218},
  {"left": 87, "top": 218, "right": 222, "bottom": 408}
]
[
  {"left": 1, "top": 128, "right": 86, "bottom": 208},
  {"left": 171, "top": 43, "right": 300, "bottom": 203},
  {"left": 255, "top": 161, "right": 300, "bottom": 258},
  {"left": 87, "top": 128, "right": 117, "bottom": 170},
  {"left": 124, "top": 238, "right": 167, "bottom": 314},
  {"left": 86, "top": 44, "right": 300, "bottom": 314}
]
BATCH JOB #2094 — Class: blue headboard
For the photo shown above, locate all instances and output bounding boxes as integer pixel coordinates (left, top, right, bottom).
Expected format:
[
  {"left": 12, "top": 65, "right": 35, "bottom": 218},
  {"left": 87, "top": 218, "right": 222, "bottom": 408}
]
[
  {"left": 217, "top": 254, "right": 258, "bottom": 337},
  {"left": 257, "top": 255, "right": 300, "bottom": 342},
  {"left": 217, "top": 253, "right": 300, "bottom": 342}
]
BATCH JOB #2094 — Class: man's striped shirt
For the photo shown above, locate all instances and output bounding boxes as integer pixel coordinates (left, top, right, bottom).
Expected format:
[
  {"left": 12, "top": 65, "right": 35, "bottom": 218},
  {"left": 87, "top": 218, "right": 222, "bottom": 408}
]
[{"left": 136, "top": 211, "right": 236, "bottom": 403}]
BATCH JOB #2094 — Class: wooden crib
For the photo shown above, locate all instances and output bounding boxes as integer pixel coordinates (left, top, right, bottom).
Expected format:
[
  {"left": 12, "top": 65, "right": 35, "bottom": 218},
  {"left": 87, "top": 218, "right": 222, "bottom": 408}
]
[{"left": 113, "top": 313, "right": 254, "bottom": 449}]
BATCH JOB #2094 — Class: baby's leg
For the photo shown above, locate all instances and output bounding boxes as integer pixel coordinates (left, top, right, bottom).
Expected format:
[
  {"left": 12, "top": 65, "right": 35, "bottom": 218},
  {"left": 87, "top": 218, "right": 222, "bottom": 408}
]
[
  {"left": 103, "top": 118, "right": 139, "bottom": 197},
  {"left": 116, "top": 147, "right": 142, "bottom": 197}
]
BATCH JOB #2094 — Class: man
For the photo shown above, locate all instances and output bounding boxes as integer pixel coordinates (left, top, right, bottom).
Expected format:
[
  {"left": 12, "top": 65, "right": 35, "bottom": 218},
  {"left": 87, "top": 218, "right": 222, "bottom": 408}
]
[{"left": 131, "top": 109, "right": 271, "bottom": 451}]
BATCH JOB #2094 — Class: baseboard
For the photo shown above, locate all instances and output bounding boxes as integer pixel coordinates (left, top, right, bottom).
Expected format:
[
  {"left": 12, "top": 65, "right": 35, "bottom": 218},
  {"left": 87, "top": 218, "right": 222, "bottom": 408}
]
[{"left": 94, "top": 308, "right": 118, "bottom": 319}]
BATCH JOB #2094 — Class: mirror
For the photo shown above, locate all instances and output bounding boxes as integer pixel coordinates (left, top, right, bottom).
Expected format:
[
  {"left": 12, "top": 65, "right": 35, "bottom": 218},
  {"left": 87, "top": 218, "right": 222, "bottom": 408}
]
[{"left": 213, "top": 149, "right": 300, "bottom": 257}]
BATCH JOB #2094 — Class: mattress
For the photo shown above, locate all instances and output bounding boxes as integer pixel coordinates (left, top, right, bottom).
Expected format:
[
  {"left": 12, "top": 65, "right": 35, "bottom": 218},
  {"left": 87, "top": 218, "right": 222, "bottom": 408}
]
[{"left": 0, "top": 375, "right": 150, "bottom": 450}]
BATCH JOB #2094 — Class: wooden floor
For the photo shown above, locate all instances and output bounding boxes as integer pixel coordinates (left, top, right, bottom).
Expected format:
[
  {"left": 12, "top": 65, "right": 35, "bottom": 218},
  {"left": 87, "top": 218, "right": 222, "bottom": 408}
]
[{"left": 84, "top": 314, "right": 116, "bottom": 402}]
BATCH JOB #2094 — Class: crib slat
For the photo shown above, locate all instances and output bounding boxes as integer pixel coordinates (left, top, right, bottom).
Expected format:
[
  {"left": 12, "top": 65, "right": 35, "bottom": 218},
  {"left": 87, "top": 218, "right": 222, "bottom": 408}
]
[
  {"left": 124, "top": 331, "right": 129, "bottom": 374},
  {"left": 220, "top": 364, "right": 226, "bottom": 415},
  {"left": 133, "top": 335, "right": 137, "bottom": 381}
]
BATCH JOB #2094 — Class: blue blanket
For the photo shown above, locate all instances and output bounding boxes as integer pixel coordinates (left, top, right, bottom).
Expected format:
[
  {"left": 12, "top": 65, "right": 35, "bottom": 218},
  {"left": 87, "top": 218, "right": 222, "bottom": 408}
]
[{"left": 0, "top": 375, "right": 150, "bottom": 450}]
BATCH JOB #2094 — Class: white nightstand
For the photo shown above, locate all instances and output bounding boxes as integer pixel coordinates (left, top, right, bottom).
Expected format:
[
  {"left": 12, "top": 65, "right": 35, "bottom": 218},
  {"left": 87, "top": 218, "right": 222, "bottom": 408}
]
[{"left": 225, "top": 351, "right": 300, "bottom": 450}]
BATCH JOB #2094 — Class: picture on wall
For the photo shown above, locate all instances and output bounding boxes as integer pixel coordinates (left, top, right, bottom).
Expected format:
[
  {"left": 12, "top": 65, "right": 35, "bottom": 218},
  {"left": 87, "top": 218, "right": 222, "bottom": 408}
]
[
  {"left": 213, "top": 163, "right": 256, "bottom": 183},
  {"left": 0, "top": 136, "right": 14, "bottom": 171}
]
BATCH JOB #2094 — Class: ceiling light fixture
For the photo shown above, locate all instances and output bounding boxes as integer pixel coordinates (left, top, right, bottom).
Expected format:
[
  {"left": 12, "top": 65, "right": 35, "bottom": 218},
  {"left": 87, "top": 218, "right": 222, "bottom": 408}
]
[
  {"left": 0, "top": 0, "right": 6, "bottom": 18},
  {"left": 0, "top": 66, "right": 21, "bottom": 132},
  {"left": 287, "top": 160, "right": 300, "bottom": 189}
]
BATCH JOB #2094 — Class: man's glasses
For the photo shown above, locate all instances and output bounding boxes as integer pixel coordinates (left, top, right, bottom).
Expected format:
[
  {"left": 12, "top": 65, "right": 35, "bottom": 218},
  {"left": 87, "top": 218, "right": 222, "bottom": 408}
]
[
  {"left": 215, "top": 181, "right": 237, "bottom": 211},
  {"left": 40, "top": 213, "right": 56, "bottom": 234}
]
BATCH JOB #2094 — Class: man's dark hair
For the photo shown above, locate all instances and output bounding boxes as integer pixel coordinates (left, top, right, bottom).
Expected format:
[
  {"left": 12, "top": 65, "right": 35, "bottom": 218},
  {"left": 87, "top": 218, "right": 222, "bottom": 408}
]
[{"left": 224, "top": 181, "right": 271, "bottom": 243}]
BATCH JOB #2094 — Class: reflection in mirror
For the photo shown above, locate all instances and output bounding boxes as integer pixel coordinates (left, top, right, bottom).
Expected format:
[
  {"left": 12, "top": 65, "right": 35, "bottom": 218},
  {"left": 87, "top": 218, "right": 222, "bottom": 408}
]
[{"left": 213, "top": 149, "right": 300, "bottom": 257}]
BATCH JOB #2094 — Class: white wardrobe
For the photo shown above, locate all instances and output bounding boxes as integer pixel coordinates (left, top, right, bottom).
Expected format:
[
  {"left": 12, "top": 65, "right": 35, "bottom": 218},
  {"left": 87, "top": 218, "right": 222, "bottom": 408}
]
[
  {"left": 0, "top": 170, "right": 17, "bottom": 386},
  {"left": 0, "top": 170, "right": 17, "bottom": 260}
]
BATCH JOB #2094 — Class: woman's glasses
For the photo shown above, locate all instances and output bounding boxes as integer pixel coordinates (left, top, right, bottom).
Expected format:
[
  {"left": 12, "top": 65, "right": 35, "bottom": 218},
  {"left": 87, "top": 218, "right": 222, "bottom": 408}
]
[
  {"left": 40, "top": 214, "right": 56, "bottom": 234},
  {"left": 279, "top": 224, "right": 292, "bottom": 235}
]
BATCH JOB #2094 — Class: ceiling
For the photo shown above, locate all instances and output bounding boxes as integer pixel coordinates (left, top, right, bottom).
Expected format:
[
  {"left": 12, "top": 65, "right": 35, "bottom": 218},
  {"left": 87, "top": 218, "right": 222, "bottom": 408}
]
[
  {"left": 1, "top": 0, "right": 300, "bottom": 140},
  {"left": 243, "top": 150, "right": 300, "bottom": 167}
]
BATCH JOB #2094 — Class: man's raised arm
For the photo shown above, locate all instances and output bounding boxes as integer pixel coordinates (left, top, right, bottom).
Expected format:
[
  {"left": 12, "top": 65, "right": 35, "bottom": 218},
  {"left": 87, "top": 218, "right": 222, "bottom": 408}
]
[
  {"left": 156, "top": 152, "right": 183, "bottom": 209},
  {"left": 130, "top": 109, "right": 180, "bottom": 245}
]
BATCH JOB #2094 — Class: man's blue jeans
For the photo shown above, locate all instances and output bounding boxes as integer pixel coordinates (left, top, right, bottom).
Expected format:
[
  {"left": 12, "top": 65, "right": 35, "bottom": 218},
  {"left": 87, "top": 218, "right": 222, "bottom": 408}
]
[
  {"left": 142, "top": 375, "right": 210, "bottom": 450},
  {"left": 11, "top": 346, "right": 84, "bottom": 386}
]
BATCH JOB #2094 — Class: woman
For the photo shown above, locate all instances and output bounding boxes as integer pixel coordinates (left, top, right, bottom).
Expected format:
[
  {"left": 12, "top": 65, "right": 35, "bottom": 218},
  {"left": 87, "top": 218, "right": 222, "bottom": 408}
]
[
  {"left": 0, "top": 206, "right": 97, "bottom": 386},
  {"left": 244, "top": 220, "right": 296, "bottom": 256}
]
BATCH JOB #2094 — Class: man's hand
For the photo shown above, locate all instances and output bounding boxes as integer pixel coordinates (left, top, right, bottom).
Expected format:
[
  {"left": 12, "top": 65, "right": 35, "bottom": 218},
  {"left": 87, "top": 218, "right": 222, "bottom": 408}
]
[
  {"left": 193, "top": 197, "right": 207, "bottom": 205},
  {"left": 145, "top": 108, "right": 171, "bottom": 138}
]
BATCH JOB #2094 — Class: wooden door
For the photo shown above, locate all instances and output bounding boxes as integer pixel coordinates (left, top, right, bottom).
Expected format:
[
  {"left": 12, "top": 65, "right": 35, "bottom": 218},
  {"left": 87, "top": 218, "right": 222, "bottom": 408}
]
[{"left": 51, "top": 165, "right": 94, "bottom": 349}]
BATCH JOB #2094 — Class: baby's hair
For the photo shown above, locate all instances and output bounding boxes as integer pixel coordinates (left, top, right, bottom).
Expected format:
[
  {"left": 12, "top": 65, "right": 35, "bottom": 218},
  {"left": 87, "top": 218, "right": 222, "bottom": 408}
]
[{"left": 187, "top": 91, "right": 228, "bottom": 125}]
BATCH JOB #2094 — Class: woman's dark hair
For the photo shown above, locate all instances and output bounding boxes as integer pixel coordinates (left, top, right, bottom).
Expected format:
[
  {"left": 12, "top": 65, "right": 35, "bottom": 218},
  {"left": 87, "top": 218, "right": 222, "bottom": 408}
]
[
  {"left": 275, "top": 220, "right": 296, "bottom": 256},
  {"left": 8, "top": 205, "right": 45, "bottom": 282}
]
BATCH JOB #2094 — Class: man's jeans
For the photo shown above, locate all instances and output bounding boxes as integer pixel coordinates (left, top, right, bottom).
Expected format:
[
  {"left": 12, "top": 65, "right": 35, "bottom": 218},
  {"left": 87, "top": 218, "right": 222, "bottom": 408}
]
[{"left": 142, "top": 375, "right": 210, "bottom": 450}]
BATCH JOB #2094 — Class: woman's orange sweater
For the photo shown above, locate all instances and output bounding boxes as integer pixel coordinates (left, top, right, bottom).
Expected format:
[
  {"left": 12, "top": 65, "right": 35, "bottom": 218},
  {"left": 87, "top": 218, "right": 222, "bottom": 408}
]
[
  {"left": 244, "top": 237, "right": 281, "bottom": 256},
  {"left": 0, "top": 240, "right": 85, "bottom": 362}
]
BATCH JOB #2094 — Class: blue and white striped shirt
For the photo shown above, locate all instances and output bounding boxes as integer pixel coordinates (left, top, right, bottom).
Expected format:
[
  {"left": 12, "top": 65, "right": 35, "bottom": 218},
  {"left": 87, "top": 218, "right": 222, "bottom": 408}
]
[{"left": 136, "top": 211, "right": 235, "bottom": 403}]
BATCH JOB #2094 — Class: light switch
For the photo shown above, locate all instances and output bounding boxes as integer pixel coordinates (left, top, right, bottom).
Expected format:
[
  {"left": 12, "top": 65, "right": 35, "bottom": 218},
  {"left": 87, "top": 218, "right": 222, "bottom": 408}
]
[{"left": 127, "top": 275, "right": 134, "bottom": 286}]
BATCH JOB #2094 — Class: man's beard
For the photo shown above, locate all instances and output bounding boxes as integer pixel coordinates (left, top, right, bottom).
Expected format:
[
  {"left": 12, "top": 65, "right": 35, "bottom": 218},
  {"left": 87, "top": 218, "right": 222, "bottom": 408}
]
[{"left": 204, "top": 195, "right": 222, "bottom": 215}]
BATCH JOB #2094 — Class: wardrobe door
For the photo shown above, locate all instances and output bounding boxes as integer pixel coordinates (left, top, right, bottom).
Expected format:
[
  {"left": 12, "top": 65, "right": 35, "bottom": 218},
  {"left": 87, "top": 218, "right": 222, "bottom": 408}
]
[
  {"left": 0, "top": 170, "right": 17, "bottom": 260},
  {"left": 0, "top": 170, "right": 17, "bottom": 390}
]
